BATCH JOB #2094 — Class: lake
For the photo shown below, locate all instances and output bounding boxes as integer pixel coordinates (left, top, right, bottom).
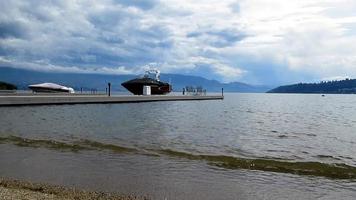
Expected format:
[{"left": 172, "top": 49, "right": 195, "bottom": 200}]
[{"left": 1, "top": 93, "right": 356, "bottom": 199}]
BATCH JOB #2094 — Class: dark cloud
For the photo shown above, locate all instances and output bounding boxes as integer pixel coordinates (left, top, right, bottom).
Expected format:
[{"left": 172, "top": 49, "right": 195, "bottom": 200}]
[
  {"left": 230, "top": 2, "right": 240, "bottom": 13},
  {"left": 20, "top": 4, "right": 56, "bottom": 22},
  {"left": 141, "top": 39, "right": 173, "bottom": 48},
  {"left": 0, "top": 45, "right": 12, "bottom": 56},
  {"left": 187, "top": 29, "right": 247, "bottom": 48},
  {"left": 0, "top": 21, "right": 28, "bottom": 39},
  {"left": 135, "top": 25, "right": 170, "bottom": 40},
  {"left": 88, "top": 9, "right": 136, "bottom": 30},
  {"left": 186, "top": 32, "right": 202, "bottom": 38},
  {"left": 207, "top": 30, "right": 246, "bottom": 43},
  {"left": 99, "top": 33, "right": 124, "bottom": 44},
  {"left": 208, "top": 30, "right": 247, "bottom": 48},
  {"left": 113, "top": 0, "right": 159, "bottom": 10}
]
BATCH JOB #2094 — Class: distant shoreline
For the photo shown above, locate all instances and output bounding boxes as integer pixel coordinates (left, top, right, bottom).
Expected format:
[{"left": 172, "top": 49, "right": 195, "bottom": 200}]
[
  {"left": 0, "top": 177, "right": 147, "bottom": 200},
  {"left": 267, "top": 79, "right": 356, "bottom": 94}
]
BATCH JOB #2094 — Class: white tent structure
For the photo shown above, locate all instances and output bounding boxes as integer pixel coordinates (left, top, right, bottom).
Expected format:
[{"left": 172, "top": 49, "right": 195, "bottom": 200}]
[{"left": 28, "top": 83, "right": 75, "bottom": 93}]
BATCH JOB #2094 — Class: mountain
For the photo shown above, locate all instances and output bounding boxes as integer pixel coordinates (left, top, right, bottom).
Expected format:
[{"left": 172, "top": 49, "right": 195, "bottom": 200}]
[
  {"left": 268, "top": 79, "right": 356, "bottom": 94},
  {"left": 0, "top": 67, "right": 270, "bottom": 93}
]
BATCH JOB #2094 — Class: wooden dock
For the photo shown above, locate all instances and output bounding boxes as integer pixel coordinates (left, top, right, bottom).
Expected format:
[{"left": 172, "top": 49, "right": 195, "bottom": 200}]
[{"left": 0, "top": 94, "right": 223, "bottom": 106}]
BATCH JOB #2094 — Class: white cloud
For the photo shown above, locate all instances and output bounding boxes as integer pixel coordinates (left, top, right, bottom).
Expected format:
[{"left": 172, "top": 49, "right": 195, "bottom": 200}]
[
  {"left": 211, "top": 63, "right": 245, "bottom": 82},
  {"left": 321, "top": 76, "right": 350, "bottom": 81}
]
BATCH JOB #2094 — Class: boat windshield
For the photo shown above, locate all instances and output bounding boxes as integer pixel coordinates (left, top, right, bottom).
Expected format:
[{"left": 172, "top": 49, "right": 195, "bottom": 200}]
[{"left": 143, "top": 69, "right": 160, "bottom": 80}]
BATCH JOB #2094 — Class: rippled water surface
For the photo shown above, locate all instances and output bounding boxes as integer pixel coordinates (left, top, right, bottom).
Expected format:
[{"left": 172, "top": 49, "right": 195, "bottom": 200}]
[{"left": 1, "top": 93, "right": 356, "bottom": 199}]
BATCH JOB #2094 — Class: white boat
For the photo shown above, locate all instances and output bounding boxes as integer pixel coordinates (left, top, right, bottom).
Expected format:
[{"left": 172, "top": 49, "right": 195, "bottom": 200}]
[{"left": 28, "top": 83, "right": 75, "bottom": 93}]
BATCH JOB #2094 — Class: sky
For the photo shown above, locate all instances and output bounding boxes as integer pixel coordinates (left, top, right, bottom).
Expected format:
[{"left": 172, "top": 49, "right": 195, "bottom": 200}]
[{"left": 1, "top": 0, "right": 356, "bottom": 85}]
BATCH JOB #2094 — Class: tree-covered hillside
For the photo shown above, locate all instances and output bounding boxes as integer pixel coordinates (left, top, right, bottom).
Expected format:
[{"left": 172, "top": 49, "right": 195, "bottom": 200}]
[
  {"left": 0, "top": 81, "right": 17, "bottom": 90},
  {"left": 268, "top": 79, "right": 356, "bottom": 93}
]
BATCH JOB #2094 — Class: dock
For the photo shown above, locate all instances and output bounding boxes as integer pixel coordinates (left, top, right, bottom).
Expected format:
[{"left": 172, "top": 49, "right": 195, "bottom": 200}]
[{"left": 0, "top": 94, "right": 223, "bottom": 106}]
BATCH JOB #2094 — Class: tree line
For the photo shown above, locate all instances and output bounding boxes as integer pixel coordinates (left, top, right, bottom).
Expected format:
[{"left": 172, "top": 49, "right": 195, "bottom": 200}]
[{"left": 268, "top": 79, "right": 356, "bottom": 94}]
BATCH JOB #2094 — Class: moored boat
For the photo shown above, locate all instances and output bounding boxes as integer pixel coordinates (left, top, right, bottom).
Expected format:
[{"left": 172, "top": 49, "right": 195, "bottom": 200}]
[
  {"left": 121, "top": 70, "right": 172, "bottom": 95},
  {"left": 28, "top": 83, "right": 75, "bottom": 93}
]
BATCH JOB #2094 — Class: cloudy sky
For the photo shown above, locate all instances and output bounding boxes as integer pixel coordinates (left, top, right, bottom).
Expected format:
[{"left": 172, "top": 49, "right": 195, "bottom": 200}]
[{"left": 1, "top": 0, "right": 356, "bottom": 85}]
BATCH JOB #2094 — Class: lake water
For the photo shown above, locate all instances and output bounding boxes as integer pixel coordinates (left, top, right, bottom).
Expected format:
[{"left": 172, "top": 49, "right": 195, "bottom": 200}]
[{"left": 1, "top": 93, "right": 356, "bottom": 199}]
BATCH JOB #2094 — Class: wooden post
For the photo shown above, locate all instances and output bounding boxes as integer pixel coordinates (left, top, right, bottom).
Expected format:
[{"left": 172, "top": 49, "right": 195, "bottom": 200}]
[
  {"left": 108, "top": 82, "right": 111, "bottom": 97},
  {"left": 222, "top": 88, "right": 224, "bottom": 97}
]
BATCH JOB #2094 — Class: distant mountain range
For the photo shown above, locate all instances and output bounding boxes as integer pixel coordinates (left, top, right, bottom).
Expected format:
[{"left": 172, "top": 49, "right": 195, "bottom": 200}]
[
  {"left": 268, "top": 79, "right": 356, "bottom": 94},
  {"left": 0, "top": 67, "right": 271, "bottom": 93}
]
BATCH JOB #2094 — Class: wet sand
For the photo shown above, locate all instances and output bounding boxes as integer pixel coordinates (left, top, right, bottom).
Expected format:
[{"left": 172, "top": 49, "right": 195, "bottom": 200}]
[{"left": 0, "top": 178, "right": 148, "bottom": 200}]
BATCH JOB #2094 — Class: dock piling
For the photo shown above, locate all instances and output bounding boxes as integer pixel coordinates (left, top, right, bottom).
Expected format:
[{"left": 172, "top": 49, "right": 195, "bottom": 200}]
[{"left": 108, "top": 83, "right": 111, "bottom": 97}]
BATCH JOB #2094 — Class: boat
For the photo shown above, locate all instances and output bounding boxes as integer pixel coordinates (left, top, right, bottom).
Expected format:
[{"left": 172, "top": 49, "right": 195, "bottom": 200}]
[
  {"left": 28, "top": 83, "right": 75, "bottom": 93},
  {"left": 121, "top": 70, "right": 172, "bottom": 95}
]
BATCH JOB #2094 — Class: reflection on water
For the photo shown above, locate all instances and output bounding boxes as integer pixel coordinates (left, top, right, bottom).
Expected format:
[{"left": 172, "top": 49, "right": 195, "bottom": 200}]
[{"left": 1, "top": 93, "right": 356, "bottom": 199}]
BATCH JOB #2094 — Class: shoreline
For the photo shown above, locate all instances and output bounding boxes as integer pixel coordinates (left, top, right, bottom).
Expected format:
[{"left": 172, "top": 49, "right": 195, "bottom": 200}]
[{"left": 0, "top": 177, "right": 148, "bottom": 200}]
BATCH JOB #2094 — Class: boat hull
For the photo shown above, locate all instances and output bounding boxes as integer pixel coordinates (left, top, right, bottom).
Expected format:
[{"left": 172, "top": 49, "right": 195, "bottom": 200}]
[
  {"left": 121, "top": 78, "right": 172, "bottom": 95},
  {"left": 28, "top": 86, "right": 73, "bottom": 93}
]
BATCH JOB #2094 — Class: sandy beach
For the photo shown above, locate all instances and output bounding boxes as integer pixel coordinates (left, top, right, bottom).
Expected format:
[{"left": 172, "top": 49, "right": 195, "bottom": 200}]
[{"left": 0, "top": 178, "right": 148, "bottom": 200}]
